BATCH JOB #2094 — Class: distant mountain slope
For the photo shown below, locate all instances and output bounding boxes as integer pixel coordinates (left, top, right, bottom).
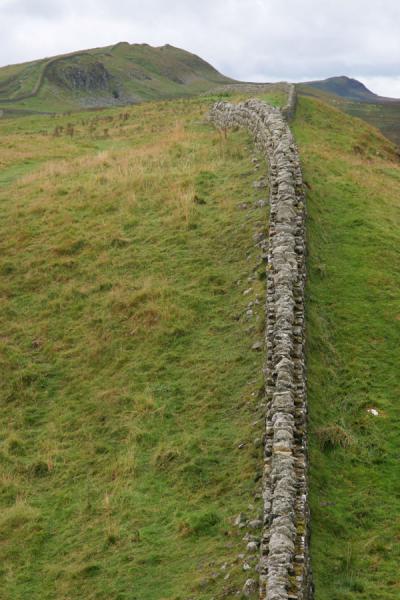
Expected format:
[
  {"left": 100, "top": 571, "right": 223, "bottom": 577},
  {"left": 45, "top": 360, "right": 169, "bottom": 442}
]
[
  {"left": 0, "top": 42, "right": 234, "bottom": 114},
  {"left": 303, "top": 76, "right": 380, "bottom": 102}
]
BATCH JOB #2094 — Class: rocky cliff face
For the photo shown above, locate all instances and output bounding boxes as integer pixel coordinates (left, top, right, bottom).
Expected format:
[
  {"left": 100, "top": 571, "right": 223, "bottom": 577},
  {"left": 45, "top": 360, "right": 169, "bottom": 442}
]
[{"left": 47, "top": 60, "right": 112, "bottom": 92}]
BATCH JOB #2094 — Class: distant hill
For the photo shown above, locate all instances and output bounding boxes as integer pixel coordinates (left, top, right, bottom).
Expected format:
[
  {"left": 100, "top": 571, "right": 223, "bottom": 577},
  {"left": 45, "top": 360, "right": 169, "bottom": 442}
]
[
  {"left": 303, "top": 75, "right": 381, "bottom": 102},
  {"left": 0, "top": 42, "right": 234, "bottom": 114}
]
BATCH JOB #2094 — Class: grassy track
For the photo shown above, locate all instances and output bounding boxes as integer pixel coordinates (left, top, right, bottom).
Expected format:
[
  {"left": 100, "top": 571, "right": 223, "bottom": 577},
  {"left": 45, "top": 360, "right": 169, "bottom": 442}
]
[{"left": 294, "top": 97, "right": 400, "bottom": 600}]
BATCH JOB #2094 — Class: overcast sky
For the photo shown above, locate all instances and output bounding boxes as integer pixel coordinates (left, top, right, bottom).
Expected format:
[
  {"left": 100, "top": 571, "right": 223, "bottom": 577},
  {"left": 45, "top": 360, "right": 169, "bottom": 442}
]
[{"left": 1, "top": 0, "right": 400, "bottom": 97}]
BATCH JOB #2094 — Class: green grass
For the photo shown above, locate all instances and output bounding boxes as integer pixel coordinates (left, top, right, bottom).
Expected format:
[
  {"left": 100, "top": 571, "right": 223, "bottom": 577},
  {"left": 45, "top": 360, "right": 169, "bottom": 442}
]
[
  {"left": 343, "top": 100, "right": 400, "bottom": 146},
  {"left": 293, "top": 96, "right": 400, "bottom": 599},
  {"left": 299, "top": 84, "right": 400, "bottom": 146},
  {"left": 0, "top": 97, "right": 268, "bottom": 599},
  {"left": 2, "top": 87, "right": 400, "bottom": 600},
  {"left": 0, "top": 60, "right": 44, "bottom": 99}
]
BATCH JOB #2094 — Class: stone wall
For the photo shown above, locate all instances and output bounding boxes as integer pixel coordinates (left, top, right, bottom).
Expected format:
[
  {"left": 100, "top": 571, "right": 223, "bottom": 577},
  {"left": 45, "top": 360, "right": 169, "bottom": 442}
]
[
  {"left": 209, "top": 99, "right": 312, "bottom": 600},
  {"left": 204, "top": 82, "right": 290, "bottom": 96},
  {"left": 281, "top": 84, "right": 297, "bottom": 122}
]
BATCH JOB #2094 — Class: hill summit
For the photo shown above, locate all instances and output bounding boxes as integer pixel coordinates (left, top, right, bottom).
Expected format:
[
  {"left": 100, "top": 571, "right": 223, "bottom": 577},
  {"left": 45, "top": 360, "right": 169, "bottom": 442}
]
[
  {"left": 304, "top": 75, "right": 379, "bottom": 102},
  {"left": 0, "top": 42, "right": 233, "bottom": 114}
]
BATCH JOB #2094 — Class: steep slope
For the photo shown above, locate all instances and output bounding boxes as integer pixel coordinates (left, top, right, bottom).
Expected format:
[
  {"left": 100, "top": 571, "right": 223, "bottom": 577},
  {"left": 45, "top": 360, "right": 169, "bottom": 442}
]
[
  {"left": 293, "top": 97, "right": 400, "bottom": 600},
  {"left": 0, "top": 42, "right": 233, "bottom": 114}
]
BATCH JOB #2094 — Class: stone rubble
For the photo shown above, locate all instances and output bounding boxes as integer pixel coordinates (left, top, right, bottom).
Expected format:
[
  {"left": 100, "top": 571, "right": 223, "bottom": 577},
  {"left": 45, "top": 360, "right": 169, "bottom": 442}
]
[
  {"left": 209, "top": 89, "right": 313, "bottom": 600},
  {"left": 243, "top": 577, "right": 259, "bottom": 598}
]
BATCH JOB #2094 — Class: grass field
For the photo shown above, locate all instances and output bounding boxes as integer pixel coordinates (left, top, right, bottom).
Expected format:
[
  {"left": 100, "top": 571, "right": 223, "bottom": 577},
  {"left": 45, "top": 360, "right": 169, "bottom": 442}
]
[
  {"left": 294, "top": 97, "right": 400, "bottom": 600},
  {"left": 0, "top": 95, "right": 280, "bottom": 599},
  {"left": 1, "top": 88, "right": 399, "bottom": 600}
]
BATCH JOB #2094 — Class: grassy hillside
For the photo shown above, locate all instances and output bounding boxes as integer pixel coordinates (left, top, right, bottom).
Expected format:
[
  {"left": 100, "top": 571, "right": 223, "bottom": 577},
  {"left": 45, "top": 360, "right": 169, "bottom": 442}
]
[
  {"left": 293, "top": 97, "right": 400, "bottom": 599},
  {"left": 0, "top": 93, "right": 286, "bottom": 599},
  {"left": 0, "top": 42, "right": 233, "bottom": 114},
  {"left": 299, "top": 83, "right": 400, "bottom": 146},
  {"left": 342, "top": 99, "right": 400, "bottom": 147},
  {"left": 1, "top": 85, "right": 399, "bottom": 600}
]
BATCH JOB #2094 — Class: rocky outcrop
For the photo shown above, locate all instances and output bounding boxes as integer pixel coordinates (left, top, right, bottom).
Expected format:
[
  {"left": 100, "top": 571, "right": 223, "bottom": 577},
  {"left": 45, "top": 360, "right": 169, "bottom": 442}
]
[
  {"left": 209, "top": 99, "right": 312, "bottom": 600},
  {"left": 47, "top": 60, "right": 112, "bottom": 91}
]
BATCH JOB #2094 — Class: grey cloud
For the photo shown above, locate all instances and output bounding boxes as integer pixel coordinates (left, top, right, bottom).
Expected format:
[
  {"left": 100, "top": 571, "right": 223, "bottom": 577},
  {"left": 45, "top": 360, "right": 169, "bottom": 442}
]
[{"left": 1, "top": 0, "right": 67, "bottom": 18}]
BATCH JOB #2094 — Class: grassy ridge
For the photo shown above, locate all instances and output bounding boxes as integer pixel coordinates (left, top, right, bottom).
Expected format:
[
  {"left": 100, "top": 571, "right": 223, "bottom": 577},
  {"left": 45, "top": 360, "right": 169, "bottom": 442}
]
[
  {"left": 294, "top": 97, "right": 400, "bottom": 599},
  {"left": 0, "top": 96, "right": 277, "bottom": 599}
]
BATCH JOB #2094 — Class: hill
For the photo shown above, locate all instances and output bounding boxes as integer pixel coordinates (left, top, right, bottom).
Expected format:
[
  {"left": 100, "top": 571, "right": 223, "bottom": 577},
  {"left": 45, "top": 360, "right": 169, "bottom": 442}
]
[
  {"left": 303, "top": 76, "right": 380, "bottom": 102},
  {"left": 0, "top": 86, "right": 399, "bottom": 600},
  {"left": 0, "top": 42, "right": 233, "bottom": 114}
]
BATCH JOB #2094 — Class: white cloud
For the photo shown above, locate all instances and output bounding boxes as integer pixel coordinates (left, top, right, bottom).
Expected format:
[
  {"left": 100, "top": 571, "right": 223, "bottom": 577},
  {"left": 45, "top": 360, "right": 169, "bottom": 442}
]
[
  {"left": 359, "top": 76, "right": 400, "bottom": 99},
  {"left": 1, "top": 0, "right": 400, "bottom": 97}
]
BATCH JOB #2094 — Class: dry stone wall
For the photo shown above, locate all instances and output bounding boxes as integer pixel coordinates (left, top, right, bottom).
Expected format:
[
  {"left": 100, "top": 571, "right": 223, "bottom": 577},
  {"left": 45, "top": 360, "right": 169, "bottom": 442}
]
[
  {"left": 209, "top": 97, "right": 312, "bottom": 600},
  {"left": 281, "top": 84, "right": 297, "bottom": 122}
]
